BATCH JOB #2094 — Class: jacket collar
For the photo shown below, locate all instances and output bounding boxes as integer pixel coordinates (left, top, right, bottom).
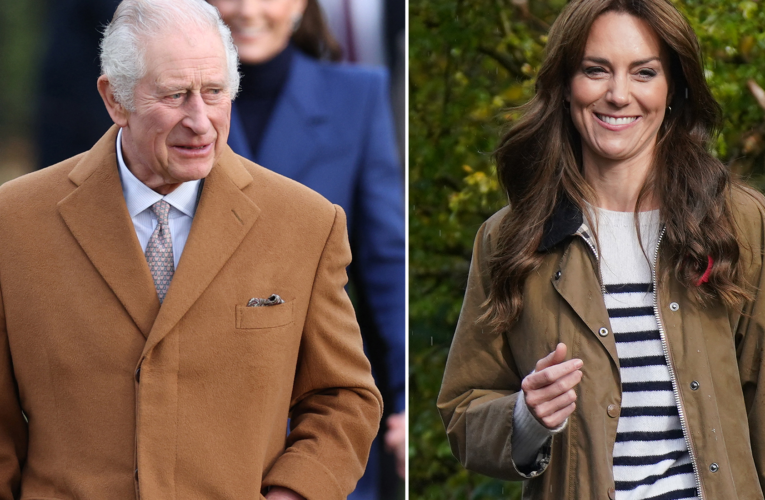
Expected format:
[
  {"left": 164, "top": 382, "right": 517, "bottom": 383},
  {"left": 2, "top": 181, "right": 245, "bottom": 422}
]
[{"left": 538, "top": 196, "right": 594, "bottom": 254}]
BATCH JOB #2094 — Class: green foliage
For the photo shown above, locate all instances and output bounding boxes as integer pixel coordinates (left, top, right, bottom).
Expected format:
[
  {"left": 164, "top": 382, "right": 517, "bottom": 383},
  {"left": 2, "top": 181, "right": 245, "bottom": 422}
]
[
  {"left": 409, "top": 0, "right": 765, "bottom": 498},
  {"left": 0, "top": 0, "right": 47, "bottom": 138}
]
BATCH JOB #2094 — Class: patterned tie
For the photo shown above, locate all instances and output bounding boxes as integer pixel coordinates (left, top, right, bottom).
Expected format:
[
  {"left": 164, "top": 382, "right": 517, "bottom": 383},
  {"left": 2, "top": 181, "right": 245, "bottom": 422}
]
[{"left": 145, "top": 200, "right": 174, "bottom": 303}]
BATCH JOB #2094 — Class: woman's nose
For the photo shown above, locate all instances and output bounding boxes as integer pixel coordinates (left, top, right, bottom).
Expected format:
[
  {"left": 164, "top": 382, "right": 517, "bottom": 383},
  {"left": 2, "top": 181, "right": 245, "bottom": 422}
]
[
  {"left": 233, "top": 0, "right": 264, "bottom": 21},
  {"left": 606, "top": 75, "right": 631, "bottom": 107}
]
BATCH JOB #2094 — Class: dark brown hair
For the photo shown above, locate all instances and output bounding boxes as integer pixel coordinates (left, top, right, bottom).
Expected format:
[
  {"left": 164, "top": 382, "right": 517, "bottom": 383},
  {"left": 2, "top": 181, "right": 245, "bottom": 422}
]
[
  {"left": 292, "top": 0, "right": 343, "bottom": 62},
  {"left": 485, "top": 0, "right": 747, "bottom": 332}
]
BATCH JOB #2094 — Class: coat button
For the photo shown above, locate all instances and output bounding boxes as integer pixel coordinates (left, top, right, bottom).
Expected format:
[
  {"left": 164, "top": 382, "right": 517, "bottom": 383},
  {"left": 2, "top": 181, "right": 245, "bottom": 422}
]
[
  {"left": 554, "top": 270, "right": 562, "bottom": 280},
  {"left": 690, "top": 381, "right": 700, "bottom": 391},
  {"left": 134, "top": 468, "right": 139, "bottom": 481},
  {"left": 607, "top": 487, "right": 616, "bottom": 499},
  {"left": 670, "top": 302, "right": 680, "bottom": 311},
  {"left": 599, "top": 327, "right": 609, "bottom": 337},
  {"left": 607, "top": 404, "right": 619, "bottom": 418},
  {"left": 710, "top": 463, "right": 719, "bottom": 473}
]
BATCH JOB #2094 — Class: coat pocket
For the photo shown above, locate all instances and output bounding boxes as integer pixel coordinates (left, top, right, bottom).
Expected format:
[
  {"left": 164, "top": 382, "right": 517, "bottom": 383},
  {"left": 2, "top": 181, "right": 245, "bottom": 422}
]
[{"left": 236, "top": 301, "right": 294, "bottom": 329}]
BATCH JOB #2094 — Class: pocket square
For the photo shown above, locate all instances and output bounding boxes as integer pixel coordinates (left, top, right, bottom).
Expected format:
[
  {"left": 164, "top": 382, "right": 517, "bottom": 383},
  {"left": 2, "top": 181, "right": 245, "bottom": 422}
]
[{"left": 247, "top": 294, "right": 285, "bottom": 307}]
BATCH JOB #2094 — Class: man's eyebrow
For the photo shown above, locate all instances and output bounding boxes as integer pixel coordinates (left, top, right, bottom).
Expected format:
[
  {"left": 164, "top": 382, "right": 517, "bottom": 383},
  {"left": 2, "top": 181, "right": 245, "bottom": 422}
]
[
  {"left": 155, "top": 82, "right": 188, "bottom": 93},
  {"left": 581, "top": 56, "right": 662, "bottom": 67},
  {"left": 155, "top": 81, "right": 228, "bottom": 92}
]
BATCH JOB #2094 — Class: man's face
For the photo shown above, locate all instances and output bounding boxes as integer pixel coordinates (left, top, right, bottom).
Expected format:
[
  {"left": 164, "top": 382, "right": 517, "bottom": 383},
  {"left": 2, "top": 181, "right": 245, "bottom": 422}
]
[{"left": 118, "top": 26, "right": 232, "bottom": 194}]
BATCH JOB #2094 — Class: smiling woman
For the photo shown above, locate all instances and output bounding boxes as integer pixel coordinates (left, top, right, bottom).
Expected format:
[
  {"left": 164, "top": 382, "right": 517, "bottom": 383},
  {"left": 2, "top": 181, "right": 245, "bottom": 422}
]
[
  {"left": 437, "top": 0, "right": 765, "bottom": 499},
  {"left": 567, "top": 12, "right": 671, "bottom": 211}
]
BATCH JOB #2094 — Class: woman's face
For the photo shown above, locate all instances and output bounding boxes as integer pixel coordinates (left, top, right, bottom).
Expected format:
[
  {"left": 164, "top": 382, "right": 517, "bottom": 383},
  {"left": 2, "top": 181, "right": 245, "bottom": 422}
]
[
  {"left": 567, "top": 12, "right": 671, "bottom": 167},
  {"left": 209, "top": 0, "right": 308, "bottom": 64}
]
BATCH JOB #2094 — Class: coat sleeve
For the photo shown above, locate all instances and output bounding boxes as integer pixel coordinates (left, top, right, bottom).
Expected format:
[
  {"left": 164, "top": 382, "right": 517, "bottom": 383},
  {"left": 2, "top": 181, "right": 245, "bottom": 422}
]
[
  {"left": 0, "top": 275, "right": 28, "bottom": 499},
  {"left": 734, "top": 188, "right": 765, "bottom": 491},
  {"left": 437, "top": 216, "right": 553, "bottom": 481},
  {"left": 262, "top": 205, "right": 383, "bottom": 500},
  {"left": 350, "top": 68, "right": 406, "bottom": 413}
]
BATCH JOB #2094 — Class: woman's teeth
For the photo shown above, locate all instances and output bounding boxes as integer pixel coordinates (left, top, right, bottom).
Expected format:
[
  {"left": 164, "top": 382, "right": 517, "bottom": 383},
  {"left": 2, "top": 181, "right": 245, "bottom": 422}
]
[{"left": 596, "top": 114, "right": 638, "bottom": 125}]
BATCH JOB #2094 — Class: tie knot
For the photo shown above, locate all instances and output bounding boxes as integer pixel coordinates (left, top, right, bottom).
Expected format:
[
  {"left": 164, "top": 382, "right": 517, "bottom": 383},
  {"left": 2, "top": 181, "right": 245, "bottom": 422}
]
[{"left": 150, "top": 200, "right": 171, "bottom": 225}]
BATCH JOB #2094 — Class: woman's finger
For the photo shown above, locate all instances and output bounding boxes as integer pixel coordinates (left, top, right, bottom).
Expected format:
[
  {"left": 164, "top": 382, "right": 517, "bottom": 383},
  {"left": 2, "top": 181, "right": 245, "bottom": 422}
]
[
  {"left": 524, "top": 368, "right": 583, "bottom": 407},
  {"left": 537, "top": 401, "right": 577, "bottom": 430},
  {"left": 522, "top": 358, "right": 583, "bottom": 392},
  {"left": 529, "top": 387, "right": 579, "bottom": 421},
  {"left": 535, "top": 343, "right": 568, "bottom": 372}
]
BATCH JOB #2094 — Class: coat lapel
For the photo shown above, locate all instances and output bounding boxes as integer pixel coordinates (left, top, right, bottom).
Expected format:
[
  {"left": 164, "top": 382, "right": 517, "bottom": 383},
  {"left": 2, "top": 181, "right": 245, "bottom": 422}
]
[
  {"left": 58, "top": 126, "right": 160, "bottom": 338},
  {"left": 254, "top": 52, "right": 328, "bottom": 178},
  {"left": 553, "top": 239, "right": 620, "bottom": 369},
  {"left": 142, "top": 147, "right": 260, "bottom": 356}
]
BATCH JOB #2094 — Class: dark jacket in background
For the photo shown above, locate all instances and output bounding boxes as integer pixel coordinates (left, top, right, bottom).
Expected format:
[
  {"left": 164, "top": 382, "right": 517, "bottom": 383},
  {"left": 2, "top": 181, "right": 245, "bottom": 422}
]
[{"left": 35, "top": 0, "right": 121, "bottom": 169}]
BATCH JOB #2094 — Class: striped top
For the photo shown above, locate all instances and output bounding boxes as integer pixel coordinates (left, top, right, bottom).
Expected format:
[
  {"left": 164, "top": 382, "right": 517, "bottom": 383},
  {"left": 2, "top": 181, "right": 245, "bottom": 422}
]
[{"left": 597, "top": 208, "right": 698, "bottom": 500}]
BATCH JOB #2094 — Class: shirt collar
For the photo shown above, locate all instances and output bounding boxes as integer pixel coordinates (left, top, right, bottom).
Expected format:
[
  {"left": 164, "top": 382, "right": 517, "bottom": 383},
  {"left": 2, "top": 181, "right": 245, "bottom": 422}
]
[{"left": 116, "top": 128, "right": 201, "bottom": 218}]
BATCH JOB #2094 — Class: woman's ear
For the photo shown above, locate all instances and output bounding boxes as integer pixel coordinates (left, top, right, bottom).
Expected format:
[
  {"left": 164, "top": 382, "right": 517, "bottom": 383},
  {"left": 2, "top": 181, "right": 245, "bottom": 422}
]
[{"left": 667, "top": 81, "right": 675, "bottom": 107}]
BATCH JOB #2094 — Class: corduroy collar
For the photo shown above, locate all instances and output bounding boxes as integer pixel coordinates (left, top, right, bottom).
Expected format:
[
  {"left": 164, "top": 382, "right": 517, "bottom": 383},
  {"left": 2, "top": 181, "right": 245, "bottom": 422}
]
[{"left": 538, "top": 196, "right": 586, "bottom": 252}]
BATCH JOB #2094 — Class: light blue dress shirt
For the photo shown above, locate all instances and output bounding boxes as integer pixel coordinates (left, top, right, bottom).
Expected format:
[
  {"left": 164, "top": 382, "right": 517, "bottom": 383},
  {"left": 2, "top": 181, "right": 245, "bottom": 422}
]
[{"left": 116, "top": 128, "right": 201, "bottom": 270}]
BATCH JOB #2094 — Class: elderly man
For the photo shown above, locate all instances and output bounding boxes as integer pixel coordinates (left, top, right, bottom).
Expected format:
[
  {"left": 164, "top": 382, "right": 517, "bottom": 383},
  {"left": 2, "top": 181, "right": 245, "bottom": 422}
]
[{"left": 0, "top": 0, "right": 382, "bottom": 499}]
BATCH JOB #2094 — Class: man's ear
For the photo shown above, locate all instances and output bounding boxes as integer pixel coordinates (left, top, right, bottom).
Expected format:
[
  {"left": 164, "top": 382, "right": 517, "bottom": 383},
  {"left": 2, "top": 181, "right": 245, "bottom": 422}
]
[{"left": 97, "top": 75, "right": 129, "bottom": 127}]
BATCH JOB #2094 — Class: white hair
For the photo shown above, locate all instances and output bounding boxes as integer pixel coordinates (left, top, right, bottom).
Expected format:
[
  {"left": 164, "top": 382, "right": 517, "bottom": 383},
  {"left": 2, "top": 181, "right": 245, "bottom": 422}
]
[{"left": 100, "top": 0, "right": 240, "bottom": 111}]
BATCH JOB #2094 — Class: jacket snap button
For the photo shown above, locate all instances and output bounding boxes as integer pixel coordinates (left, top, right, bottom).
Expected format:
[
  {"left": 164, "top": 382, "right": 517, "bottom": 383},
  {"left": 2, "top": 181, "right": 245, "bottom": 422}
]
[
  {"left": 670, "top": 302, "right": 680, "bottom": 311},
  {"left": 710, "top": 463, "right": 719, "bottom": 473},
  {"left": 134, "top": 468, "right": 139, "bottom": 481},
  {"left": 607, "top": 486, "right": 616, "bottom": 499},
  {"left": 554, "top": 270, "right": 562, "bottom": 280},
  {"left": 599, "top": 327, "right": 609, "bottom": 337},
  {"left": 607, "top": 404, "right": 619, "bottom": 418},
  {"left": 690, "top": 381, "right": 700, "bottom": 391}
]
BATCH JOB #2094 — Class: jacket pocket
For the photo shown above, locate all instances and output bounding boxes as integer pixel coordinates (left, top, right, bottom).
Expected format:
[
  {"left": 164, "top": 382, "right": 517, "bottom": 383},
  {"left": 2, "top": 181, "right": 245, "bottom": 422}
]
[{"left": 236, "top": 301, "right": 294, "bottom": 329}]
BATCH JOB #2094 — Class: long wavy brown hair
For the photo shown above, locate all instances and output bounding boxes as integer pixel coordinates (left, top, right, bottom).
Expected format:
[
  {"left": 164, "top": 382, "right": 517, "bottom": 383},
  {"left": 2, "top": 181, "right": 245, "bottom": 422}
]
[{"left": 485, "top": 0, "right": 748, "bottom": 332}]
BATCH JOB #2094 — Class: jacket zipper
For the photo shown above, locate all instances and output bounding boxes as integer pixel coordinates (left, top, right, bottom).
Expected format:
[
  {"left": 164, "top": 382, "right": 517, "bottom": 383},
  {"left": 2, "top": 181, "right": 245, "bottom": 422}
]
[
  {"left": 651, "top": 227, "right": 704, "bottom": 499},
  {"left": 578, "top": 234, "right": 606, "bottom": 294}
]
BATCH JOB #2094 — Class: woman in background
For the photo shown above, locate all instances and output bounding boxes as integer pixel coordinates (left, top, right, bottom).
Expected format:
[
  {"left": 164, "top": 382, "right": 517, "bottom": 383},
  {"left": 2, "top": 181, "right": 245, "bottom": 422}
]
[
  {"left": 206, "top": 1, "right": 405, "bottom": 498},
  {"left": 438, "top": 0, "right": 765, "bottom": 498}
]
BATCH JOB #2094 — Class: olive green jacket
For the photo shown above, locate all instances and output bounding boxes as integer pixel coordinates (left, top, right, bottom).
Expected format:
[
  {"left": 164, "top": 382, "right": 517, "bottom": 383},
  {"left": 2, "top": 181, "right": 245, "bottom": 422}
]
[{"left": 438, "top": 186, "right": 765, "bottom": 499}]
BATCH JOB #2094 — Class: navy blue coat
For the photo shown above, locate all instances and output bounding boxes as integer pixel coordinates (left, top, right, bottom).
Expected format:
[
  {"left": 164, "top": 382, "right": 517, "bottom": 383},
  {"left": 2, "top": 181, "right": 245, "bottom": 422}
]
[{"left": 228, "top": 52, "right": 405, "bottom": 415}]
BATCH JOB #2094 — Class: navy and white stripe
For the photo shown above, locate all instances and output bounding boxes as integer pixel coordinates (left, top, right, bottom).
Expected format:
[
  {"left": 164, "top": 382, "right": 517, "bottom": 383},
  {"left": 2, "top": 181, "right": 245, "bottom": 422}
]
[{"left": 595, "top": 209, "right": 698, "bottom": 500}]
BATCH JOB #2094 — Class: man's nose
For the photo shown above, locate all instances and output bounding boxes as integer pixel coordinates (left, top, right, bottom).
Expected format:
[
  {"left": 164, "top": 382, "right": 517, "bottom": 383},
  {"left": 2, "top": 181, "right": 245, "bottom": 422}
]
[
  {"left": 181, "top": 93, "right": 212, "bottom": 135},
  {"left": 606, "top": 75, "right": 630, "bottom": 107}
]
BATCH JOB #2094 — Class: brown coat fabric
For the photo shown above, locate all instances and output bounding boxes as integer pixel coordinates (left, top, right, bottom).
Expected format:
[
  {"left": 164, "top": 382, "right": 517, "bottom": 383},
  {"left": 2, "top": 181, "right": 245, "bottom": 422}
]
[
  {"left": 0, "top": 126, "right": 382, "bottom": 500},
  {"left": 438, "top": 186, "right": 765, "bottom": 499}
]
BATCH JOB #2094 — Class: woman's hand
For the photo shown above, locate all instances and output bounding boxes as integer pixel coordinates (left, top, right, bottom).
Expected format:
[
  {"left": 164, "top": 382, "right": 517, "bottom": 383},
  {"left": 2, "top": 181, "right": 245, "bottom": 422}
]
[{"left": 521, "top": 343, "right": 583, "bottom": 429}]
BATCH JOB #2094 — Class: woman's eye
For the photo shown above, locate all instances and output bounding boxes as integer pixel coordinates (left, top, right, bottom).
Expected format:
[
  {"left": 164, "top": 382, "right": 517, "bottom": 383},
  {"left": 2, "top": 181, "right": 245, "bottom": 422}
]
[
  {"left": 637, "top": 69, "right": 658, "bottom": 78},
  {"left": 584, "top": 66, "right": 606, "bottom": 76}
]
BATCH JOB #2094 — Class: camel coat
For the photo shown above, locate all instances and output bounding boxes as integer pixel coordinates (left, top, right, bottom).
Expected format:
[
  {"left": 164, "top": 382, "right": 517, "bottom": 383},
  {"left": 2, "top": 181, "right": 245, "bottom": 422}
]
[{"left": 0, "top": 126, "right": 382, "bottom": 500}]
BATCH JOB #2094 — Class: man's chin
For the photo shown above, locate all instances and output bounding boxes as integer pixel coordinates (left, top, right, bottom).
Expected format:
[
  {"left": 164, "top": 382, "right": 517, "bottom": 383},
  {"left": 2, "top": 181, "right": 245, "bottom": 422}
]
[{"left": 167, "top": 161, "right": 215, "bottom": 183}]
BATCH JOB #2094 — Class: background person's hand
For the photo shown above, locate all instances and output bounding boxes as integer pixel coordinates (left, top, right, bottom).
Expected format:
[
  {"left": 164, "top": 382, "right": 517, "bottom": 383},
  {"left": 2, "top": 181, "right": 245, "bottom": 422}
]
[
  {"left": 521, "top": 343, "right": 583, "bottom": 429},
  {"left": 385, "top": 412, "right": 406, "bottom": 478}
]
